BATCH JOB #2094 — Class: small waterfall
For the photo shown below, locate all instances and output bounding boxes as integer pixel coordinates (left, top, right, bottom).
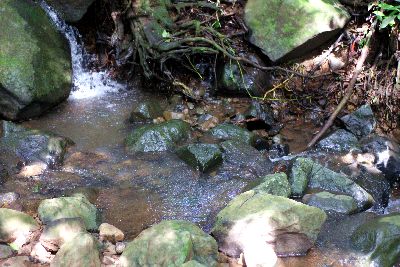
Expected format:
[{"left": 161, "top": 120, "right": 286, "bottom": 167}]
[{"left": 39, "top": 1, "right": 124, "bottom": 100}]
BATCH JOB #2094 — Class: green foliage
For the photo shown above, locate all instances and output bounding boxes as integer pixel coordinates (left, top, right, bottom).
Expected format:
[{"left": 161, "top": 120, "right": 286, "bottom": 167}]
[{"left": 370, "top": 0, "right": 400, "bottom": 29}]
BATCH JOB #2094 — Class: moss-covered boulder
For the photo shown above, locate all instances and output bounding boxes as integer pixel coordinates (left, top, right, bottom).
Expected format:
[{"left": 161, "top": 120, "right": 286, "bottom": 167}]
[
  {"left": 45, "top": 0, "right": 96, "bottom": 23},
  {"left": 290, "top": 158, "right": 374, "bottom": 210},
  {"left": 211, "top": 191, "right": 326, "bottom": 262},
  {"left": 253, "top": 172, "right": 291, "bottom": 197},
  {"left": 0, "top": 0, "right": 72, "bottom": 121},
  {"left": 303, "top": 191, "right": 358, "bottom": 214},
  {"left": 38, "top": 195, "right": 100, "bottom": 231},
  {"left": 126, "top": 119, "right": 191, "bottom": 152},
  {"left": 209, "top": 124, "right": 256, "bottom": 145},
  {"left": 0, "top": 208, "right": 39, "bottom": 243},
  {"left": 244, "top": 0, "right": 350, "bottom": 62},
  {"left": 120, "top": 220, "right": 218, "bottom": 267},
  {"left": 176, "top": 144, "right": 222, "bottom": 172},
  {"left": 51, "top": 233, "right": 101, "bottom": 267},
  {"left": 351, "top": 214, "right": 400, "bottom": 267}
]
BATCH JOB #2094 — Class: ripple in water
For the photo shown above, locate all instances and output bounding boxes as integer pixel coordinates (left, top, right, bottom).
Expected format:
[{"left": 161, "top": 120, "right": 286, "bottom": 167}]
[{"left": 39, "top": 1, "right": 124, "bottom": 100}]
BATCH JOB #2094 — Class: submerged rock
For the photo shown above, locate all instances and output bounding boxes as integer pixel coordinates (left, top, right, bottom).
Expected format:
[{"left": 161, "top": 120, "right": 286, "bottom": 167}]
[
  {"left": 0, "top": 208, "right": 39, "bottom": 243},
  {"left": 176, "top": 144, "right": 222, "bottom": 172},
  {"left": 351, "top": 214, "right": 400, "bottom": 267},
  {"left": 290, "top": 158, "right": 374, "bottom": 210},
  {"left": 0, "top": 0, "right": 72, "bottom": 121},
  {"left": 38, "top": 195, "right": 100, "bottom": 231},
  {"left": 211, "top": 191, "right": 326, "bottom": 264},
  {"left": 0, "top": 244, "right": 13, "bottom": 259},
  {"left": 126, "top": 119, "right": 190, "bottom": 152},
  {"left": 45, "top": 0, "right": 96, "bottom": 22},
  {"left": 303, "top": 191, "right": 358, "bottom": 214},
  {"left": 317, "top": 129, "right": 359, "bottom": 152},
  {"left": 209, "top": 123, "right": 256, "bottom": 145},
  {"left": 51, "top": 233, "right": 101, "bottom": 267},
  {"left": 244, "top": 0, "right": 350, "bottom": 62},
  {"left": 99, "top": 223, "right": 125, "bottom": 243},
  {"left": 341, "top": 104, "right": 376, "bottom": 138},
  {"left": 253, "top": 172, "right": 291, "bottom": 197},
  {"left": 120, "top": 220, "right": 218, "bottom": 267},
  {"left": 129, "top": 101, "right": 163, "bottom": 123}
]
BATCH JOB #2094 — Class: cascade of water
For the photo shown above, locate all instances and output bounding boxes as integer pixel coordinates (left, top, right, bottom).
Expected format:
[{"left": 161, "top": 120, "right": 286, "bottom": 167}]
[{"left": 39, "top": 1, "right": 124, "bottom": 100}]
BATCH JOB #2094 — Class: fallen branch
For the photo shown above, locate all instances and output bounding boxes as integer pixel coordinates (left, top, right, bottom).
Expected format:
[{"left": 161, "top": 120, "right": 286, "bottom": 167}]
[{"left": 306, "top": 27, "right": 374, "bottom": 149}]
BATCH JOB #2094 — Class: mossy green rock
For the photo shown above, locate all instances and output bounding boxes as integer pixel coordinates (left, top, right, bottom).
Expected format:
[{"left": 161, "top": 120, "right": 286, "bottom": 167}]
[
  {"left": 209, "top": 124, "right": 256, "bottom": 145},
  {"left": 253, "top": 172, "right": 291, "bottom": 197},
  {"left": 351, "top": 214, "right": 400, "bottom": 267},
  {"left": 304, "top": 191, "right": 358, "bottom": 214},
  {"left": 0, "top": 0, "right": 72, "bottom": 121},
  {"left": 211, "top": 191, "right": 327, "bottom": 257},
  {"left": 51, "top": 233, "right": 101, "bottom": 267},
  {"left": 0, "top": 208, "right": 39, "bottom": 243},
  {"left": 290, "top": 158, "right": 373, "bottom": 211},
  {"left": 38, "top": 195, "right": 100, "bottom": 231},
  {"left": 126, "top": 119, "right": 190, "bottom": 152},
  {"left": 120, "top": 220, "right": 218, "bottom": 267},
  {"left": 244, "top": 0, "right": 350, "bottom": 62},
  {"left": 129, "top": 100, "right": 164, "bottom": 123},
  {"left": 45, "top": 0, "right": 96, "bottom": 23},
  {"left": 176, "top": 144, "right": 222, "bottom": 172}
]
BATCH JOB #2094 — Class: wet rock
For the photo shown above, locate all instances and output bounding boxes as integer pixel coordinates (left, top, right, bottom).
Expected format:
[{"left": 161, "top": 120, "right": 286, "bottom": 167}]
[
  {"left": 360, "top": 135, "right": 400, "bottom": 182},
  {"left": 303, "top": 192, "right": 358, "bottom": 214},
  {"left": 176, "top": 144, "right": 222, "bottom": 172},
  {"left": 316, "top": 129, "right": 359, "bottom": 152},
  {"left": 244, "top": 0, "right": 350, "bottom": 62},
  {"left": 30, "top": 242, "right": 53, "bottom": 264},
  {"left": 46, "top": 0, "right": 96, "bottom": 22},
  {"left": 209, "top": 124, "right": 256, "bottom": 146},
  {"left": 0, "top": 244, "right": 13, "bottom": 259},
  {"left": 244, "top": 100, "right": 275, "bottom": 129},
  {"left": 0, "top": 192, "right": 19, "bottom": 206},
  {"left": 99, "top": 223, "right": 125, "bottom": 243},
  {"left": 217, "top": 54, "right": 271, "bottom": 96},
  {"left": 197, "top": 114, "right": 219, "bottom": 132},
  {"left": 163, "top": 111, "right": 186, "bottom": 121},
  {"left": 290, "top": 158, "right": 374, "bottom": 210},
  {"left": 253, "top": 172, "right": 291, "bottom": 197},
  {"left": 218, "top": 140, "right": 273, "bottom": 180},
  {"left": 0, "top": 0, "right": 72, "bottom": 121},
  {"left": 125, "top": 119, "right": 190, "bottom": 152},
  {"left": 115, "top": 242, "right": 126, "bottom": 254},
  {"left": 340, "top": 105, "right": 376, "bottom": 138},
  {"left": 1, "top": 256, "right": 30, "bottom": 267},
  {"left": 0, "top": 208, "right": 39, "bottom": 243},
  {"left": 0, "top": 122, "right": 73, "bottom": 169},
  {"left": 120, "top": 220, "right": 218, "bottom": 267},
  {"left": 129, "top": 101, "right": 163, "bottom": 123},
  {"left": 211, "top": 190, "right": 327, "bottom": 262},
  {"left": 40, "top": 218, "right": 86, "bottom": 251},
  {"left": 351, "top": 214, "right": 400, "bottom": 267},
  {"left": 268, "top": 143, "right": 289, "bottom": 159},
  {"left": 38, "top": 195, "right": 100, "bottom": 231},
  {"left": 52, "top": 233, "right": 101, "bottom": 267}
]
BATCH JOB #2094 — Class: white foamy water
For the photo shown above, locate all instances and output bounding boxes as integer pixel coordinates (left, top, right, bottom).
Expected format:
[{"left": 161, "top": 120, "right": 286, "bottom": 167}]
[{"left": 40, "top": 1, "right": 124, "bottom": 100}]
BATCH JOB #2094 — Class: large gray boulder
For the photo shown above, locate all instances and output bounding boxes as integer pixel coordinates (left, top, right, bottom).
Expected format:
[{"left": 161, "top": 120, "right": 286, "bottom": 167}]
[
  {"left": 0, "top": 0, "right": 72, "bottom": 121},
  {"left": 120, "top": 220, "right": 218, "bottom": 267},
  {"left": 45, "top": 0, "right": 96, "bottom": 22},
  {"left": 244, "top": 0, "right": 350, "bottom": 62}
]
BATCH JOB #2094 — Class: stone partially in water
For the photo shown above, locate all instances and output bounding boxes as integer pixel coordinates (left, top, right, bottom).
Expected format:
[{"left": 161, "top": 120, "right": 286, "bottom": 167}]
[
  {"left": 51, "top": 233, "right": 101, "bottom": 267},
  {"left": 38, "top": 195, "right": 100, "bottom": 231},
  {"left": 0, "top": 208, "right": 39, "bottom": 243},
  {"left": 253, "top": 172, "right": 291, "bottom": 197},
  {"left": 244, "top": 0, "right": 350, "bottom": 62},
  {"left": 317, "top": 129, "right": 359, "bottom": 152},
  {"left": 211, "top": 191, "right": 326, "bottom": 263},
  {"left": 351, "top": 214, "right": 400, "bottom": 267},
  {"left": 125, "top": 119, "right": 190, "bottom": 152},
  {"left": 303, "top": 191, "right": 358, "bottom": 214},
  {"left": 209, "top": 124, "right": 256, "bottom": 146},
  {"left": 176, "top": 144, "right": 222, "bottom": 172},
  {"left": 129, "top": 101, "right": 163, "bottom": 123},
  {"left": 120, "top": 220, "right": 218, "bottom": 267},
  {"left": 0, "top": 0, "right": 72, "bottom": 121},
  {"left": 341, "top": 104, "right": 376, "bottom": 138},
  {"left": 99, "top": 223, "right": 125, "bottom": 243},
  {"left": 45, "top": 0, "right": 96, "bottom": 23},
  {"left": 0, "top": 244, "right": 13, "bottom": 259},
  {"left": 290, "top": 158, "right": 374, "bottom": 210}
]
